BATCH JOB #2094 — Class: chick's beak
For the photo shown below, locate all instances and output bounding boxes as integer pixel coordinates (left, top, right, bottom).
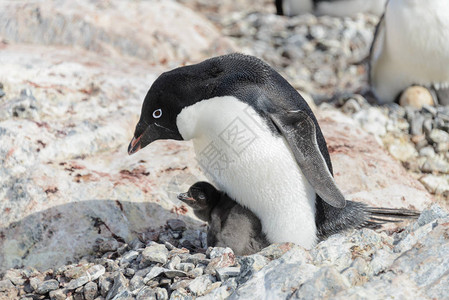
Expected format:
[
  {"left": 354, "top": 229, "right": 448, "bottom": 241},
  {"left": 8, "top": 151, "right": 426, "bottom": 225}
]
[{"left": 177, "top": 193, "right": 195, "bottom": 202}]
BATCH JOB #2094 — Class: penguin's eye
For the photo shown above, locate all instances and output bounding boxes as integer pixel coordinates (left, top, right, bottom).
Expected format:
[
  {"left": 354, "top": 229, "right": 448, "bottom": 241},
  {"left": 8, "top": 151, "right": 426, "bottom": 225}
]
[{"left": 153, "top": 109, "right": 162, "bottom": 119}]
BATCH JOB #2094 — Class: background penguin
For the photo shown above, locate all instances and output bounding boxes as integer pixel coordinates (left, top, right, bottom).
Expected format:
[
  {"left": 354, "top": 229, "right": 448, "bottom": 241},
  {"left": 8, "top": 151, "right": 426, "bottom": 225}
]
[
  {"left": 128, "top": 53, "right": 418, "bottom": 249},
  {"left": 275, "top": 0, "right": 387, "bottom": 17},
  {"left": 177, "top": 181, "right": 270, "bottom": 256},
  {"left": 369, "top": 0, "right": 449, "bottom": 105},
  {"left": 179, "top": 182, "right": 419, "bottom": 254}
]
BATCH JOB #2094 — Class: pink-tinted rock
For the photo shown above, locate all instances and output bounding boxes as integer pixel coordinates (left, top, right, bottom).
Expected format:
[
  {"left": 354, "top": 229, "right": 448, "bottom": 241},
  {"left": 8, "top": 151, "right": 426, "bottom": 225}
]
[
  {"left": 317, "top": 109, "right": 433, "bottom": 210},
  {"left": 0, "top": 43, "right": 205, "bottom": 271},
  {"left": 0, "top": 0, "right": 235, "bottom": 65}
]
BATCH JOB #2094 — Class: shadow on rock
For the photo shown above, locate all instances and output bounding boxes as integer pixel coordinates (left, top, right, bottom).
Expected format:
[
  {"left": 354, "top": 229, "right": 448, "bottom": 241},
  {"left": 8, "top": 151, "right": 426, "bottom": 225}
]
[{"left": 0, "top": 199, "right": 203, "bottom": 271}]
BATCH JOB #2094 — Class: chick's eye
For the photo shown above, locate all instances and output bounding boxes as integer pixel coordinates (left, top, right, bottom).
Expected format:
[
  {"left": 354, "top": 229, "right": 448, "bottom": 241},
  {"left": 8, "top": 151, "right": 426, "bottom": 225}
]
[
  {"left": 153, "top": 109, "right": 162, "bottom": 118},
  {"left": 198, "top": 194, "right": 205, "bottom": 200}
]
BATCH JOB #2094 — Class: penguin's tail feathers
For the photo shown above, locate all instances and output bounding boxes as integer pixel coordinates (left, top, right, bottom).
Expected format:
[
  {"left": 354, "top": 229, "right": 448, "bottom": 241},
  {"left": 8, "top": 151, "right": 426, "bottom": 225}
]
[
  {"left": 361, "top": 206, "right": 420, "bottom": 229},
  {"left": 316, "top": 201, "right": 421, "bottom": 240}
]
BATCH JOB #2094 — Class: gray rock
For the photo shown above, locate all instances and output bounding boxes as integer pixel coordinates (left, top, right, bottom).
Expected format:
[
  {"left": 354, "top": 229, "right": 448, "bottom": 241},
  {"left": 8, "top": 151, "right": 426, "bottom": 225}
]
[
  {"left": 88, "top": 265, "right": 107, "bottom": 281},
  {"left": 159, "top": 278, "right": 171, "bottom": 286},
  {"left": 419, "top": 146, "right": 435, "bottom": 157},
  {"left": 394, "top": 221, "right": 436, "bottom": 254},
  {"left": 353, "top": 107, "right": 388, "bottom": 136},
  {"left": 257, "top": 243, "right": 302, "bottom": 260},
  {"left": 136, "top": 287, "right": 155, "bottom": 300},
  {"left": 35, "top": 279, "right": 60, "bottom": 294},
  {"left": 106, "top": 273, "right": 129, "bottom": 300},
  {"left": 155, "top": 287, "right": 169, "bottom": 300},
  {"left": 97, "top": 238, "right": 120, "bottom": 253},
  {"left": 423, "top": 118, "right": 433, "bottom": 134},
  {"left": 66, "top": 276, "right": 89, "bottom": 291},
  {"left": 124, "top": 268, "right": 135, "bottom": 277},
  {"left": 163, "top": 270, "right": 188, "bottom": 279},
  {"left": 129, "top": 238, "right": 145, "bottom": 250},
  {"left": 236, "top": 254, "right": 270, "bottom": 284},
  {"left": 341, "top": 267, "right": 365, "bottom": 286},
  {"left": 143, "top": 267, "right": 166, "bottom": 283},
  {"left": 65, "top": 265, "right": 105, "bottom": 290},
  {"left": 166, "top": 256, "right": 182, "bottom": 270},
  {"left": 0, "top": 88, "right": 40, "bottom": 121},
  {"left": 341, "top": 98, "right": 362, "bottom": 114},
  {"left": 167, "top": 219, "right": 187, "bottom": 231},
  {"left": 187, "top": 275, "right": 215, "bottom": 296},
  {"left": 111, "top": 289, "right": 133, "bottom": 300},
  {"left": 216, "top": 267, "right": 241, "bottom": 281},
  {"left": 83, "top": 281, "right": 98, "bottom": 300},
  {"left": 436, "top": 142, "right": 449, "bottom": 153},
  {"left": 391, "top": 218, "right": 449, "bottom": 294},
  {"left": 410, "top": 113, "right": 425, "bottom": 136},
  {"left": 29, "top": 276, "right": 42, "bottom": 291},
  {"left": 99, "top": 276, "right": 113, "bottom": 298},
  {"left": 179, "top": 229, "right": 203, "bottom": 250},
  {"left": 190, "top": 267, "right": 204, "bottom": 277},
  {"left": 176, "top": 263, "right": 194, "bottom": 273},
  {"left": 429, "top": 129, "right": 449, "bottom": 144},
  {"left": 422, "top": 104, "right": 437, "bottom": 116},
  {"left": 0, "top": 279, "right": 14, "bottom": 291},
  {"left": 293, "top": 267, "right": 350, "bottom": 299},
  {"left": 369, "top": 249, "right": 395, "bottom": 276},
  {"left": 170, "top": 279, "right": 192, "bottom": 291},
  {"left": 120, "top": 250, "right": 139, "bottom": 266},
  {"left": 3, "top": 269, "right": 26, "bottom": 286},
  {"left": 185, "top": 253, "right": 210, "bottom": 265},
  {"left": 231, "top": 248, "right": 316, "bottom": 299},
  {"left": 419, "top": 174, "right": 449, "bottom": 194},
  {"left": 169, "top": 288, "right": 193, "bottom": 300},
  {"left": 135, "top": 267, "right": 152, "bottom": 278},
  {"left": 207, "top": 247, "right": 234, "bottom": 259},
  {"left": 197, "top": 278, "right": 237, "bottom": 300},
  {"left": 49, "top": 289, "right": 67, "bottom": 300},
  {"left": 419, "top": 205, "right": 449, "bottom": 225},
  {"left": 142, "top": 244, "right": 169, "bottom": 265},
  {"left": 422, "top": 155, "right": 449, "bottom": 173},
  {"left": 129, "top": 275, "right": 144, "bottom": 292}
]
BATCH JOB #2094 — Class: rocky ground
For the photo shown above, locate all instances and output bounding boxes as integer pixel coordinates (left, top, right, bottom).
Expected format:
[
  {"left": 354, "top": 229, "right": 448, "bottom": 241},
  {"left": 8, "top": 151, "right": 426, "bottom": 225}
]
[
  {"left": 0, "top": 205, "right": 448, "bottom": 300},
  {"left": 1, "top": 0, "right": 448, "bottom": 299}
]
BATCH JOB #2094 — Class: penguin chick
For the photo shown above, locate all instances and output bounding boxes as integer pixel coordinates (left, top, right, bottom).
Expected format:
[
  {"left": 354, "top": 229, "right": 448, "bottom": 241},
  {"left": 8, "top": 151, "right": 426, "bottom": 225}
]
[{"left": 178, "top": 182, "right": 270, "bottom": 256}]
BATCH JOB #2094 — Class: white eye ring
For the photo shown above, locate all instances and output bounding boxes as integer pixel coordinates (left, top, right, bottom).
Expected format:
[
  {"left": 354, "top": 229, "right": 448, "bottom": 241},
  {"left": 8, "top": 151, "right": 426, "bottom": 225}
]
[{"left": 153, "top": 109, "right": 162, "bottom": 118}]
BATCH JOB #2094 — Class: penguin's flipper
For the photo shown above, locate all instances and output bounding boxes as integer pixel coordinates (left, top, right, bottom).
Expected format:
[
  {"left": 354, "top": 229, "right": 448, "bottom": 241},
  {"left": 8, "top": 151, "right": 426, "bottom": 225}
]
[
  {"left": 269, "top": 110, "right": 346, "bottom": 208},
  {"left": 368, "top": 12, "right": 386, "bottom": 86}
]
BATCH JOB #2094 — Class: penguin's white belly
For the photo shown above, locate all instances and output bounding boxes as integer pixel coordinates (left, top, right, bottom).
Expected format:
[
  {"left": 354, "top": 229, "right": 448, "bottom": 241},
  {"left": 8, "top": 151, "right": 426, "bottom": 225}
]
[
  {"left": 315, "top": 0, "right": 387, "bottom": 17},
  {"left": 177, "top": 96, "right": 318, "bottom": 249},
  {"left": 283, "top": 0, "right": 313, "bottom": 16},
  {"left": 373, "top": 0, "right": 449, "bottom": 102}
]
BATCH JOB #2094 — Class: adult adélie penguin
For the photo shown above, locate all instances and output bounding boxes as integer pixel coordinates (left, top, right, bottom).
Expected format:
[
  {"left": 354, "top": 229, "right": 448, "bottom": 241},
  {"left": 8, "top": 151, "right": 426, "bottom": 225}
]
[
  {"left": 369, "top": 0, "right": 449, "bottom": 105},
  {"left": 128, "top": 53, "right": 418, "bottom": 249}
]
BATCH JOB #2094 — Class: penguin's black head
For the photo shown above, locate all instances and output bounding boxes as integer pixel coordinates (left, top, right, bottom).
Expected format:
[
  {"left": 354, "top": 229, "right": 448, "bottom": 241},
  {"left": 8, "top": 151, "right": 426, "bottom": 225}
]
[
  {"left": 128, "top": 53, "right": 272, "bottom": 155},
  {"left": 177, "top": 181, "right": 220, "bottom": 210},
  {"left": 127, "top": 58, "right": 229, "bottom": 154}
]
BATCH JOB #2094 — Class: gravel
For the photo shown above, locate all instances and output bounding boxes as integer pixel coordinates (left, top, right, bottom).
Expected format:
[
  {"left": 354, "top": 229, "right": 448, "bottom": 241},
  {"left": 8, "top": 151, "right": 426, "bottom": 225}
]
[{"left": 0, "top": 206, "right": 445, "bottom": 299}]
